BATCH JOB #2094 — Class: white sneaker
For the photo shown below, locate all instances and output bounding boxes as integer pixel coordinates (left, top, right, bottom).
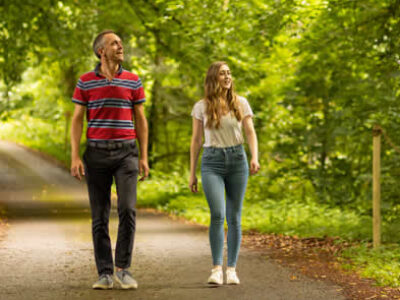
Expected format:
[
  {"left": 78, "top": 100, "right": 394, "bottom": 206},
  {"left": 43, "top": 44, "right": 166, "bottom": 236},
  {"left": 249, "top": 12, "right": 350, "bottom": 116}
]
[
  {"left": 226, "top": 269, "right": 240, "bottom": 285},
  {"left": 207, "top": 268, "right": 223, "bottom": 285}
]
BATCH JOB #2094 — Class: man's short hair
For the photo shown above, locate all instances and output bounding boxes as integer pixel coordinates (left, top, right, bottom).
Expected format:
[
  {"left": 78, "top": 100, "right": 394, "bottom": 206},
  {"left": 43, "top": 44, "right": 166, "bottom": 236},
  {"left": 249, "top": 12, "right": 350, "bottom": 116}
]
[{"left": 92, "top": 30, "right": 116, "bottom": 59}]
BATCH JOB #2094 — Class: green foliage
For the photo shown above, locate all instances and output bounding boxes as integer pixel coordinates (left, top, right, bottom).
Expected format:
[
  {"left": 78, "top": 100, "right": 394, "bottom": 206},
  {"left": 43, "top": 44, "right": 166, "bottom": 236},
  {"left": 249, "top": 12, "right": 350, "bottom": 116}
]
[
  {"left": 277, "top": 0, "right": 400, "bottom": 211},
  {"left": 137, "top": 171, "right": 211, "bottom": 224},
  {"left": 241, "top": 200, "right": 372, "bottom": 240},
  {"left": 0, "top": 116, "right": 85, "bottom": 166},
  {"left": 3, "top": 0, "right": 400, "bottom": 287},
  {"left": 341, "top": 243, "right": 400, "bottom": 287}
]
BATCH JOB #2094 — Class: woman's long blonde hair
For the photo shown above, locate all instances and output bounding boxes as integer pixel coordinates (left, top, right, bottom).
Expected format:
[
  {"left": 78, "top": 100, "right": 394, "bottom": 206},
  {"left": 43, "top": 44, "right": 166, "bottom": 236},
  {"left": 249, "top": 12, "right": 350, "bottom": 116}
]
[{"left": 204, "top": 61, "right": 243, "bottom": 129}]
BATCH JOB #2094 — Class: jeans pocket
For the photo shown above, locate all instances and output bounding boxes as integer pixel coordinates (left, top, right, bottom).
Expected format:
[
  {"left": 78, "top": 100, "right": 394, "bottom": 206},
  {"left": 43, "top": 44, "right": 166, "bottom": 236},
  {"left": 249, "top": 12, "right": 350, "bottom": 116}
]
[
  {"left": 84, "top": 147, "right": 108, "bottom": 168},
  {"left": 131, "top": 145, "right": 139, "bottom": 157},
  {"left": 84, "top": 147, "right": 96, "bottom": 163},
  {"left": 202, "top": 149, "right": 213, "bottom": 160},
  {"left": 127, "top": 154, "right": 139, "bottom": 172},
  {"left": 234, "top": 151, "right": 246, "bottom": 160},
  {"left": 202, "top": 151, "right": 221, "bottom": 161},
  {"left": 202, "top": 153, "right": 213, "bottom": 160},
  {"left": 83, "top": 148, "right": 88, "bottom": 162}
]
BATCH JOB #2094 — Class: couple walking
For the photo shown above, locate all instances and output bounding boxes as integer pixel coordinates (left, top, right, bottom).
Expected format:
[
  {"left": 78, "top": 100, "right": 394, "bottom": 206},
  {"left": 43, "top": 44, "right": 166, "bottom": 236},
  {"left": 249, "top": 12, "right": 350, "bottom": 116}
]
[{"left": 70, "top": 30, "right": 260, "bottom": 290}]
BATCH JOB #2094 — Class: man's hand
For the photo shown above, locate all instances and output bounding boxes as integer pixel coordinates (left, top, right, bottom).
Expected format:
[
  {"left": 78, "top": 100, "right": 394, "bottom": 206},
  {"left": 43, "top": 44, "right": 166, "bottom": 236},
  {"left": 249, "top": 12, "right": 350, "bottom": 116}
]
[
  {"left": 138, "top": 159, "right": 149, "bottom": 181},
  {"left": 71, "top": 157, "right": 85, "bottom": 180}
]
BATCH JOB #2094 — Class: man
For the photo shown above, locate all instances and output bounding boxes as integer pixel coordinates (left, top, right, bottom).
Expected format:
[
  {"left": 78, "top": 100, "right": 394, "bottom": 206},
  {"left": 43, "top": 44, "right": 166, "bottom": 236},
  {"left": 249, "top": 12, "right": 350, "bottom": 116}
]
[{"left": 70, "top": 30, "right": 149, "bottom": 290}]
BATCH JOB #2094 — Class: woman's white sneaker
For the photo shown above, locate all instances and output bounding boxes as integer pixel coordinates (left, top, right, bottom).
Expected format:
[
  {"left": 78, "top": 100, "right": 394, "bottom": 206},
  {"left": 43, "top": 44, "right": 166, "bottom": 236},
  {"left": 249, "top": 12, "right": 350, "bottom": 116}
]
[
  {"left": 207, "top": 268, "right": 223, "bottom": 285},
  {"left": 226, "top": 269, "right": 240, "bottom": 285}
]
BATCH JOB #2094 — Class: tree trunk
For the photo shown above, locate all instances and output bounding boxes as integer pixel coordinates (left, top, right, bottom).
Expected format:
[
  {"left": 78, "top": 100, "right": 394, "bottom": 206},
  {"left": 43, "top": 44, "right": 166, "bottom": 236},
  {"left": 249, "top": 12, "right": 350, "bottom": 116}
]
[
  {"left": 63, "top": 65, "right": 77, "bottom": 98},
  {"left": 162, "top": 104, "right": 171, "bottom": 169},
  {"left": 148, "top": 45, "right": 162, "bottom": 168},
  {"left": 319, "top": 96, "right": 330, "bottom": 199}
]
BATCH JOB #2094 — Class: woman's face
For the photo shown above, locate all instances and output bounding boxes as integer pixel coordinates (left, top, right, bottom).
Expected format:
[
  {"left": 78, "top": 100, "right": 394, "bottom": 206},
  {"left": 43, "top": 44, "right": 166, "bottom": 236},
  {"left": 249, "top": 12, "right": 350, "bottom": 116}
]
[{"left": 217, "top": 64, "right": 232, "bottom": 90}]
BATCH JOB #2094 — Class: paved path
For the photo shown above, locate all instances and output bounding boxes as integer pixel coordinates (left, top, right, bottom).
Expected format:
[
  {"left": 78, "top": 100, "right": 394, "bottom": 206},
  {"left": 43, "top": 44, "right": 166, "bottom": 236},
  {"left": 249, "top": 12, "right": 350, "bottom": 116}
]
[{"left": 0, "top": 141, "right": 345, "bottom": 300}]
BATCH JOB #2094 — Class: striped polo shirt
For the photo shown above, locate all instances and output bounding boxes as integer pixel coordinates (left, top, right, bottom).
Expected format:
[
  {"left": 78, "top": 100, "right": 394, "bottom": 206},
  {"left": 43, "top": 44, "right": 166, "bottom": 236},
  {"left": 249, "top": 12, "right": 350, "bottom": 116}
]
[{"left": 72, "top": 64, "right": 145, "bottom": 141}]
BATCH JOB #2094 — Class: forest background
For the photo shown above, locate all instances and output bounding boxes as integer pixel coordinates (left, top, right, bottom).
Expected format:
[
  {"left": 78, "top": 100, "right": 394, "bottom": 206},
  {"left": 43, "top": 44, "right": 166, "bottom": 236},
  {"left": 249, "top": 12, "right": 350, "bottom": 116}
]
[{"left": 2, "top": 0, "right": 400, "bottom": 287}]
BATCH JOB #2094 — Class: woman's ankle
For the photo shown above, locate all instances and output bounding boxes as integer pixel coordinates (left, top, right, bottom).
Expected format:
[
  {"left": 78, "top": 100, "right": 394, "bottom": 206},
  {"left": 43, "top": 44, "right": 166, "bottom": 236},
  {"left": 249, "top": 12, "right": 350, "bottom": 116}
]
[{"left": 212, "top": 265, "right": 222, "bottom": 271}]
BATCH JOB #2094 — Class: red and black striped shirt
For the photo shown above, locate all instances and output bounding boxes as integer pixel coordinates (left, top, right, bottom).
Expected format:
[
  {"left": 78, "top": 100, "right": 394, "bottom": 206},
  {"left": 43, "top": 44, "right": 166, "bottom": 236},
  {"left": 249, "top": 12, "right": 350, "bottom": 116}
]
[{"left": 72, "top": 64, "right": 145, "bottom": 141}]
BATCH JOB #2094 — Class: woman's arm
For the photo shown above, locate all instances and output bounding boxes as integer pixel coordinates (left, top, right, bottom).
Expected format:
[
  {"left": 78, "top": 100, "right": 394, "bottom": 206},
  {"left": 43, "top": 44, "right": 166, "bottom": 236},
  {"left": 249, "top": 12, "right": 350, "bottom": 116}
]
[
  {"left": 242, "top": 116, "right": 260, "bottom": 175},
  {"left": 189, "top": 118, "right": 204, "bottom": 192}
]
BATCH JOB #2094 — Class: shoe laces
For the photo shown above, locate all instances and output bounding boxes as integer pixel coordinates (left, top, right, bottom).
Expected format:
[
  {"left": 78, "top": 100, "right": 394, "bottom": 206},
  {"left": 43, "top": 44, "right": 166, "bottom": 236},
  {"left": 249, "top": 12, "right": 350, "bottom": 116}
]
[
  {"left": 100, "top": 274, "right": 111, "bottom": 281},
  {"left": 121, "top": 270, "right": 133, "bottom": 278},
  {"left": 226, "top": 269, "right": 237, "bottom": 277}
]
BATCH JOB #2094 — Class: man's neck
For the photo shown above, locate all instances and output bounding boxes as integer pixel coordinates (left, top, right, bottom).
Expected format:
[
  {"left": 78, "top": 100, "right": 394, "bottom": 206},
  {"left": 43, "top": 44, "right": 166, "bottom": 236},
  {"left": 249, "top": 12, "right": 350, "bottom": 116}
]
[{"left": 99, "top": 59, "right": 120, "bottom": 80}]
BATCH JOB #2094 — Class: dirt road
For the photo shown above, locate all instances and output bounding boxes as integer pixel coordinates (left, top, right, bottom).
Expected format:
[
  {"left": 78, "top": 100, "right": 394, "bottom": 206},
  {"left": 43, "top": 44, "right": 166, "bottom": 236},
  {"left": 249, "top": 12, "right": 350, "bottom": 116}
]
[{"left": 0, "top": 141, "right": 345, "bottom": 300}]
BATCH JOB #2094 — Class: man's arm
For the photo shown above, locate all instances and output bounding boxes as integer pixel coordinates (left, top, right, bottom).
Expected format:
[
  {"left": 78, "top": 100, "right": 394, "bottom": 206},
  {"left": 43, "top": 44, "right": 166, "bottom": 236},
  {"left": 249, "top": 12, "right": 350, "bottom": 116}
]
[
  {"left": 133, "top": 103, "right": 149, "bottom": 181},
  {"left": 70, "top": 104, "right": 86, "bottom": 180}
]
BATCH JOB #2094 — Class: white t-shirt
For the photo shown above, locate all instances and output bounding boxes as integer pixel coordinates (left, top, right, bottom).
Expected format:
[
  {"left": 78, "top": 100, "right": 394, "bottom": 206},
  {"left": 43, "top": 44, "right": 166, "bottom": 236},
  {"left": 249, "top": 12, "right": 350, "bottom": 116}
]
[{"left": 191, "top": 96, "right": 253, "bottom": 148}]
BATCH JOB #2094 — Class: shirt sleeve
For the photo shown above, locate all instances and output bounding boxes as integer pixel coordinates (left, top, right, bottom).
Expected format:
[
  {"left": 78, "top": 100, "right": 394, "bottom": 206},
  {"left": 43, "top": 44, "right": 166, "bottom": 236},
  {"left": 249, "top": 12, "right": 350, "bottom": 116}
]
[
  {"left": 191, "top": 101, "right": 203, "bottom": 121},
  {"left": 132, "top": 77, "right": 146, "bottom": 105},
  {"left": 240, "top": 97, "right": 254, "bottom": 118},
  {"left": 72, "top": 79, "right": 88, "bottom": 106}
]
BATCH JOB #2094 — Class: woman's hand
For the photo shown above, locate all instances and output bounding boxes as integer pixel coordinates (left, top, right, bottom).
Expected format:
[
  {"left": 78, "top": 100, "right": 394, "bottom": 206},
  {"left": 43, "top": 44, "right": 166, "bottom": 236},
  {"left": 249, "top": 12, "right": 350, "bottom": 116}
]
[
  {"left": 189, "top": 174, "right": 198, "bottom": 193},
  {"left": 242, "top": 116, "right": 260, "bottom": 175},
  {"left": 250, "top": 158, "right": 260, "bottom": 175}
]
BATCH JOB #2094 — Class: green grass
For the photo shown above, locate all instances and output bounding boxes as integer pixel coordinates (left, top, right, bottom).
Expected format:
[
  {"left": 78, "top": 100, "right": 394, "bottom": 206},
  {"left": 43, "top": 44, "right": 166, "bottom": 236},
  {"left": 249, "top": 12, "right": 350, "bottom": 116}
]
[{"left": 340, "top": 243, "right": 400, "bottom": 287}]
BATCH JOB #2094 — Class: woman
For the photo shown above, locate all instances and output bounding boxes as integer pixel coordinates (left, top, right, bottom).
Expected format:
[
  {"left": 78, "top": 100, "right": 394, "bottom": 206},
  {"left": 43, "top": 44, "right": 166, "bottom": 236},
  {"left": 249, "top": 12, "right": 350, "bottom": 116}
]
[{"left": 189, "top": 61, "right": 260, "bottom": 285}]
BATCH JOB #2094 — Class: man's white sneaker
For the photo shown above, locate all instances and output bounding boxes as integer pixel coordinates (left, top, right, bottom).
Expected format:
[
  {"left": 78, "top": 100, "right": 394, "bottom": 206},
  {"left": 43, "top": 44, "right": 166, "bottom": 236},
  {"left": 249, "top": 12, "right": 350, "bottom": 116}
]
[
  {"left": 207, "top": 268, "right": 223, "bottom": 285},
  {"left": 226, "top": 269, "right": 240, "bottom": 285}
]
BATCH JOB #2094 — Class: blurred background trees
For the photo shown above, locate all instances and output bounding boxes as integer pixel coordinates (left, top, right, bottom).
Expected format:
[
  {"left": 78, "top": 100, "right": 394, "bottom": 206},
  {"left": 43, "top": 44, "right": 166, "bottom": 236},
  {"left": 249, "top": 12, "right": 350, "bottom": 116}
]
[{"left": 2, "top": 0, "right": 400, "bottom": 235}]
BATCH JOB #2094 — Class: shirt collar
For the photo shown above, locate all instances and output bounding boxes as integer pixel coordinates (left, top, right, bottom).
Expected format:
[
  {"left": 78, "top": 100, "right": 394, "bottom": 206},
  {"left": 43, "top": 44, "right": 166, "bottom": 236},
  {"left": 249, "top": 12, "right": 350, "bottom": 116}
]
[{"left": 94, "top": 63, "right": 123, "bottom": 77}]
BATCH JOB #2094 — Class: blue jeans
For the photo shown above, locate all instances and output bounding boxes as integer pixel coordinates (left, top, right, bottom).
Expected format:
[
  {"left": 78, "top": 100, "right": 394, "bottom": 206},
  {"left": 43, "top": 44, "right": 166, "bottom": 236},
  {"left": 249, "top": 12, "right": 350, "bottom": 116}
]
[{"left": 201, "top": 144, "right": 249, "bottom": 267}]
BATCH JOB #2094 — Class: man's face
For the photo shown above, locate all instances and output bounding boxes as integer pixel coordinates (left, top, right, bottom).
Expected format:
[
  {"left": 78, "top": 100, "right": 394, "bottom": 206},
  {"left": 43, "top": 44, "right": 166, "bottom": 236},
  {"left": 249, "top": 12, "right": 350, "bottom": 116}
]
[{"left": 100, "top": 33, "right": 124, "bottom": 63}]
